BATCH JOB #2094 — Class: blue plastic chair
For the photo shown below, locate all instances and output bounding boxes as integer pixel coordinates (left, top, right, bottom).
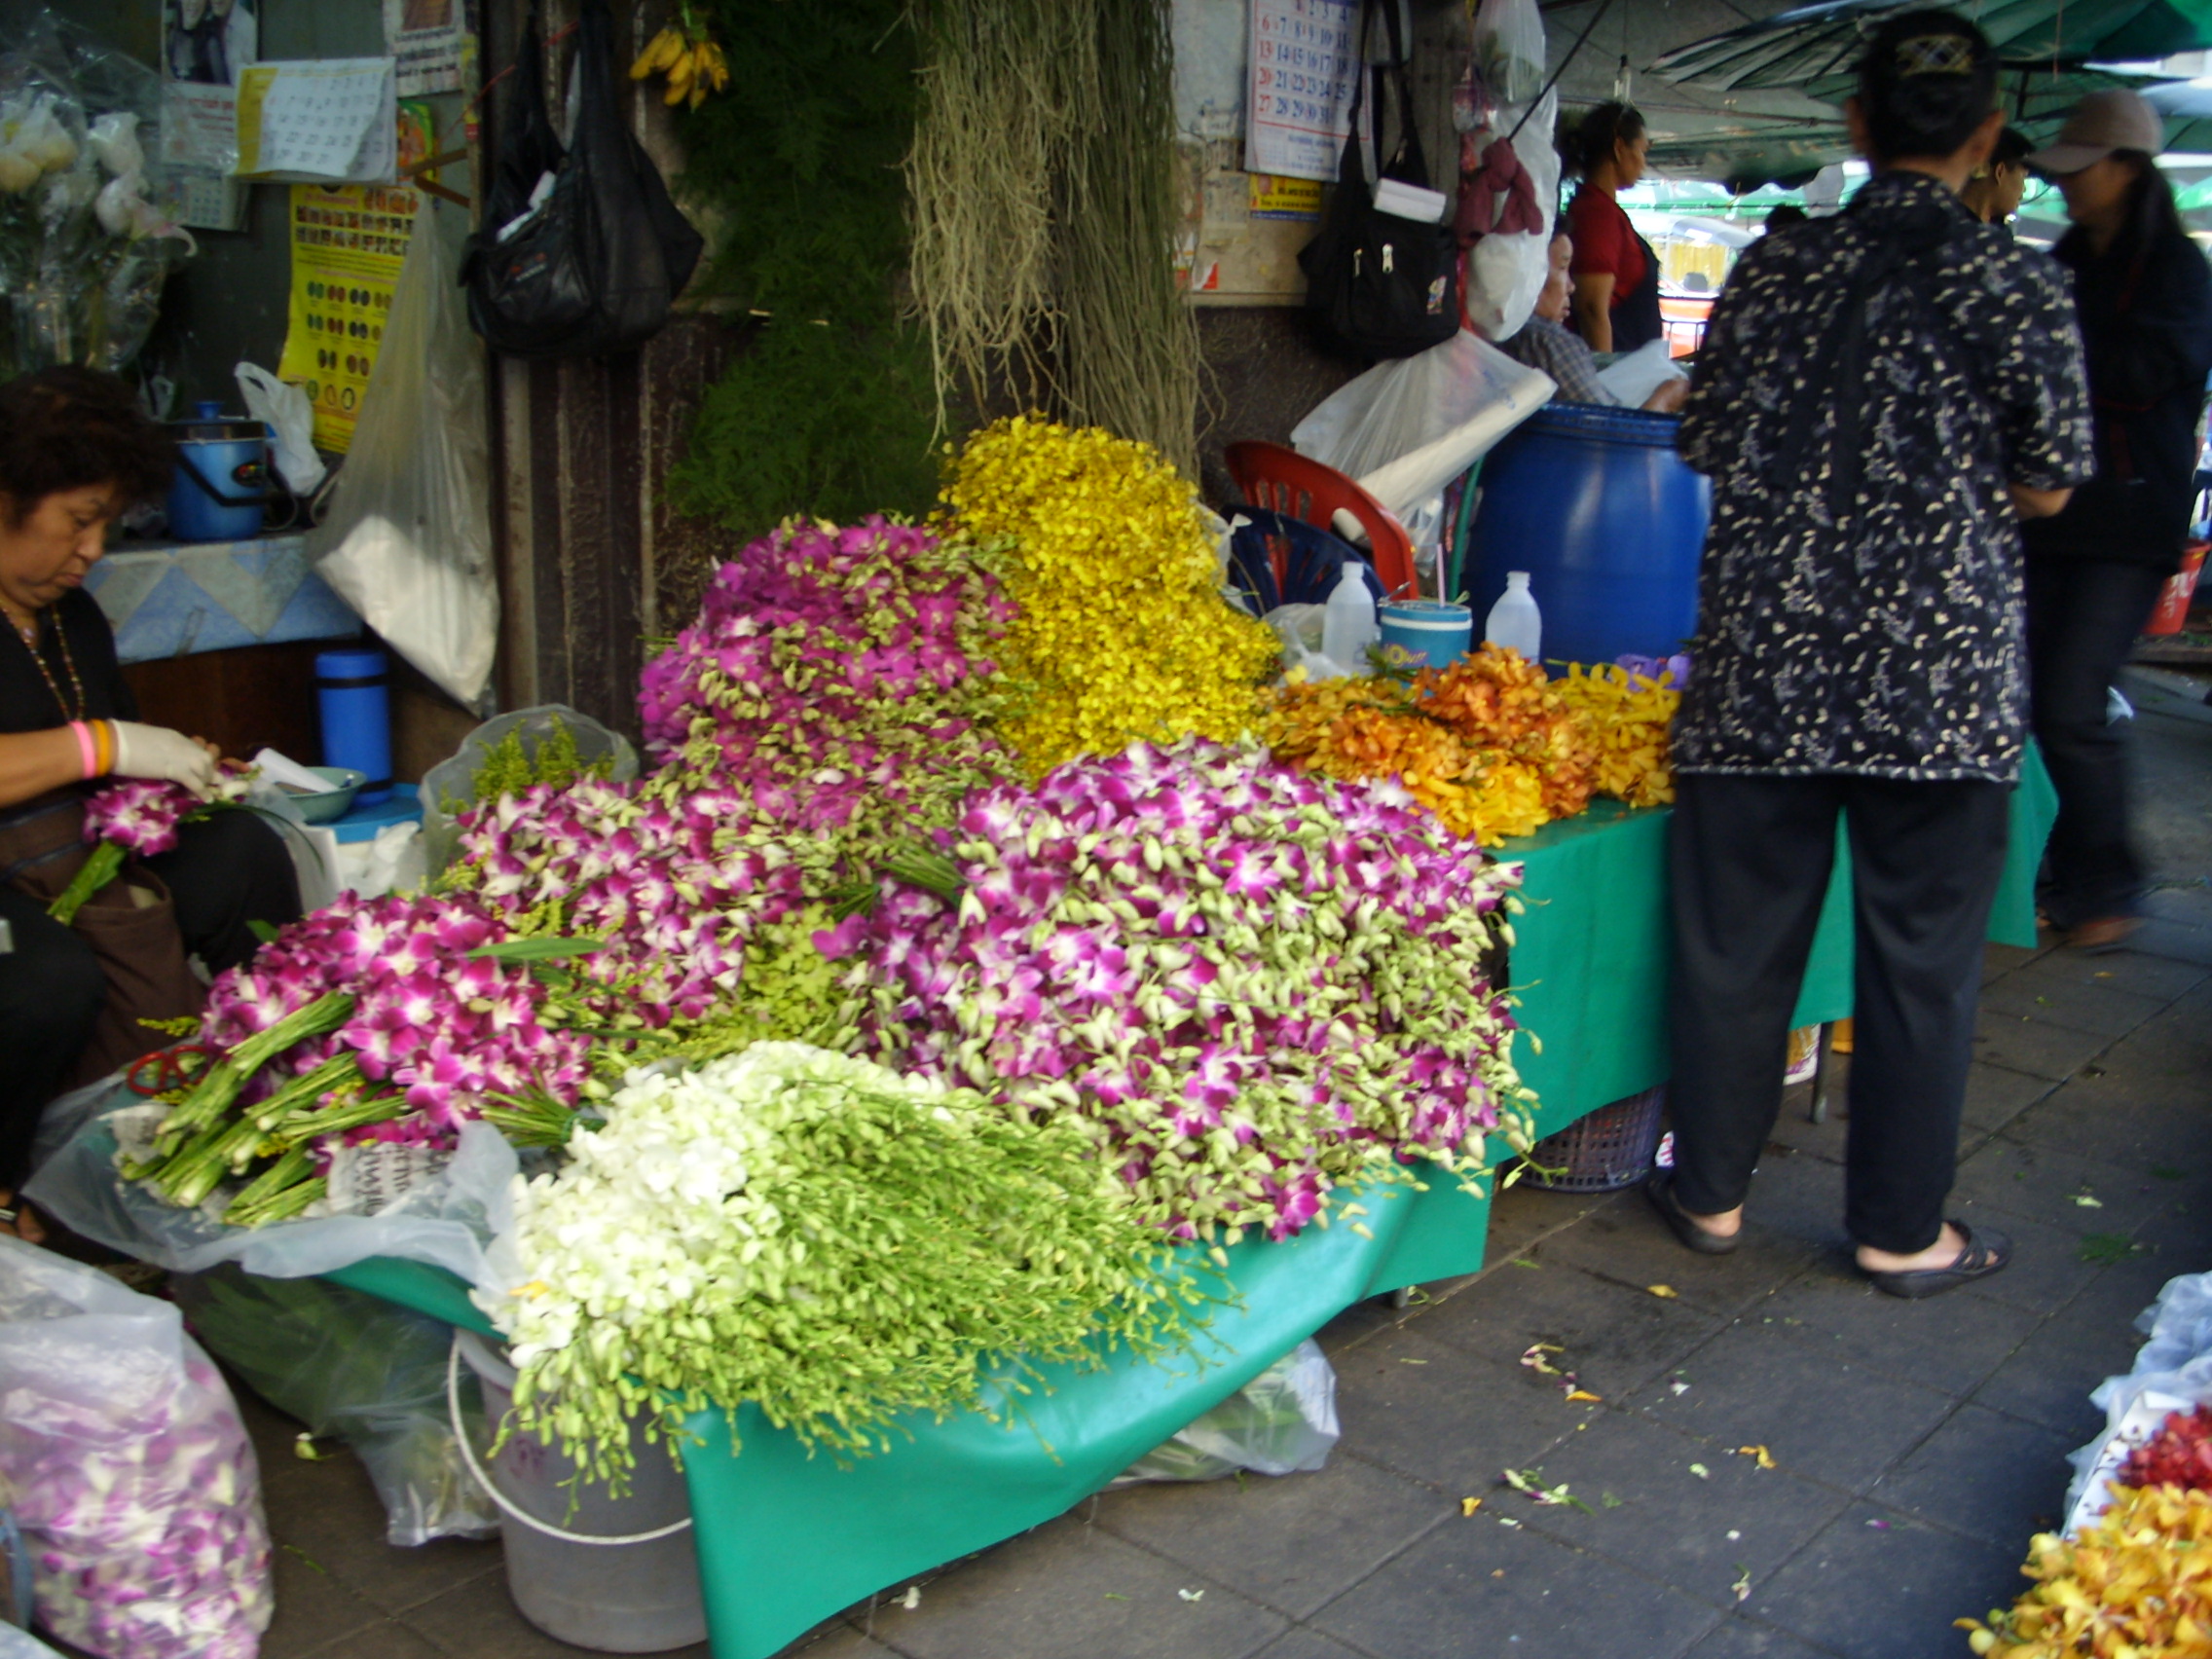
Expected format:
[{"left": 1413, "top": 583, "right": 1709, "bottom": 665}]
[{"left": 1228, "top": 510, "right": 1385, "bottom": 614}]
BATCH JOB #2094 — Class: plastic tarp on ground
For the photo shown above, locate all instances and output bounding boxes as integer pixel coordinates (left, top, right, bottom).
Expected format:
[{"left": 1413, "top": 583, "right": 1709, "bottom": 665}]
[
  {"left": 326, "top": 1172, "right": 1491, "bottom": 1659},
  {"left": 1504, "top": 746, "right": 2059, "bottom": 1124}
]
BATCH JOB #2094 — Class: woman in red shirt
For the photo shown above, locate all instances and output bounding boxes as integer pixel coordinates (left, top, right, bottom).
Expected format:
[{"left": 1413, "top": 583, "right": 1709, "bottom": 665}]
[{"left": 1563, "top": 102, "right": 1663, "bottom": 353}]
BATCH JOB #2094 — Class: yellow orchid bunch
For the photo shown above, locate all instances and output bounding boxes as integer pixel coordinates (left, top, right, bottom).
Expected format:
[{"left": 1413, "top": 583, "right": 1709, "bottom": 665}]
[
  {"left": 1959, "top": 1484, "right": 2212, "bottom": 1657},
  {"left": 1551, "top": 662, "right": 1680, "bottom": 808},
  {"left": 941, "top": 416, "right": 1278, "bottom": 777},
  {"left": 631, "top": 3, "right": 729, "bottom": 110}
]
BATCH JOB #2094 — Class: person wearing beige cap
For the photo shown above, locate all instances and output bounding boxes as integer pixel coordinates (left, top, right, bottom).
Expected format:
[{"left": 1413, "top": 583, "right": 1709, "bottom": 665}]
[{"left": 2021, "top": 90, "right": 2212, "bottom": 950}]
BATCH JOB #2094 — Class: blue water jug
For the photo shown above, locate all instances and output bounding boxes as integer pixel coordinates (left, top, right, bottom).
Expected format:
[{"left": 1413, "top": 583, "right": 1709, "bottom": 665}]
[
  {"left": 166, "top": 401, "right": 271, "bottom": 543},
  {"left": 315, "top": 646, "right": 392, "bottom": 807},
  {"left": 1465, "top": 402, "right": 1711, "bottom": 669}
]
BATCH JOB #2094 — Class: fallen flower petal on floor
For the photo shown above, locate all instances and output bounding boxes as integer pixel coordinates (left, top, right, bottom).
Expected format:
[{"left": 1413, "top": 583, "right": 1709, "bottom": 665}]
[
  {"left": 1461, "top": 1497, "right": 1483, "bottom": 1517},
  {"left": 1648, "top": 1284, "right": 1679, "bottom": 1299},
  {"left": 1737, "top": 1445, "right": 1777, "bottom": 1469},
  {"left": 1690, "top": 1463, "right": 1712, "bottom": 1480}
]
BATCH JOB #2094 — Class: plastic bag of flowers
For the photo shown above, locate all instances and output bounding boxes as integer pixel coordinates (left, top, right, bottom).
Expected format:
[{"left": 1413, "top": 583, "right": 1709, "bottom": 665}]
[{"left": 0, "top": 1236, "right": 272, "bottom": 1659}]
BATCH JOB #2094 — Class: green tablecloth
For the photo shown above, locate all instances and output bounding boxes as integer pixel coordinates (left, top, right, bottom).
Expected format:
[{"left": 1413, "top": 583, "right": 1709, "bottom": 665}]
[
  {"left": 329, "top": 1173, "right": 1493, "bottom": 1659},
  {"left": 1503, "top": 750, "right": 2058, "bottom": 1129}
]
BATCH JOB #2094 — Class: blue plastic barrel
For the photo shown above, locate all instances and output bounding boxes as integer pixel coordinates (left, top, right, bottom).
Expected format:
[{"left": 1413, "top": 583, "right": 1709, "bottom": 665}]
[
  {"left": 315, "top": 646, "right": 393, "bottom": 807},
  {"left": 1464, "top": 402, "right": 1710, "bottom": 669},
  {"left": 166, "top": 401, "right": 271, "bottom": 543}
]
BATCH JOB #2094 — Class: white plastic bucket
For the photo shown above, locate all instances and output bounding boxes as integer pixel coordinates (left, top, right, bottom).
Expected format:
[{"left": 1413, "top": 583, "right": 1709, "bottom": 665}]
[{"left": 450, "top": 1331, "right": 706, "bottom": 1653}]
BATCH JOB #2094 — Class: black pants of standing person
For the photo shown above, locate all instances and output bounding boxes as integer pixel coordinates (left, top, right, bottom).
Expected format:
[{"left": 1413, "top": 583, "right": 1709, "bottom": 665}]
[
  {"left": 1668, "top": 773, "right": 2011, "bottom": 1256},
  {"left": 0, "top": 810, "right": 300, "bottom": 1193},
  {"left": 2023, "top": 555, "right": 2172, "bottom": 931}
]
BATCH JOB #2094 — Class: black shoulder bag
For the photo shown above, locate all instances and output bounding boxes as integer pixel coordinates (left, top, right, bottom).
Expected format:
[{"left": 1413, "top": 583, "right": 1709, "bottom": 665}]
[
  {"left": 461, "top": 0, "right": 705, "bottom": 359},
  {"left": 1298, "top": 0, "right": 1460, "bottom": 360}
]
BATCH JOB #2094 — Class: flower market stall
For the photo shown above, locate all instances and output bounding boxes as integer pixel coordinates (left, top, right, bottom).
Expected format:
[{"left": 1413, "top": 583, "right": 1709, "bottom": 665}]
[{"left": 24, "top": 414, "right": 2061, "bottom": 1659}]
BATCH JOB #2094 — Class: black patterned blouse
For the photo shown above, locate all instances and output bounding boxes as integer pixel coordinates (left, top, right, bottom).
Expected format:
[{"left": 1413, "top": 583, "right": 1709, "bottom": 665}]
[{"left": 1673, "top": 169, "right": 2093, "bottom": 783}]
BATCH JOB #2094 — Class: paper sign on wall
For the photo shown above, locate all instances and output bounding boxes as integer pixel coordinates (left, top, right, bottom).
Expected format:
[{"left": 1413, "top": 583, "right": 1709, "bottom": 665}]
[
  {"left": 236, "top": 57, "right": 398, "bottom": 183},
  {"left": 1243, "top": 0, "right": 1358, "bottom": 183},
  {"left": 384, "top": 0, "right": 468, "bottom": 96},
  {"left": 276, "top": 183, "right": 420, "bottom": 453}
]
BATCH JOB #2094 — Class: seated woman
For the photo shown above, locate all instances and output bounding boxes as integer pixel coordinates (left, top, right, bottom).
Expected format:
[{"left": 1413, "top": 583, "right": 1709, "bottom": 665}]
[
  {"left": 1502, "top": 234, "right": 1689, "bottom": 413},
  {"left": 0, "top": 367, "right": 301, "bottom": 1242}
]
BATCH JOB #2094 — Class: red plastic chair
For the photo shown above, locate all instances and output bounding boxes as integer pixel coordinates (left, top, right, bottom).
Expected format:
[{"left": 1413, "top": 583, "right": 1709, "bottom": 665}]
[{"left": 1224, "top": 440, "right": 1418, "bottom": 598}]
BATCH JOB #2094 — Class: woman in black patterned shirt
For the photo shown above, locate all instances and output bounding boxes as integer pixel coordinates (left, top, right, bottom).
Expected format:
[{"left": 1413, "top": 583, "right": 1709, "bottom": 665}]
[{"left": 1647, "top": 11, "right": 2094, "bottom": 1298}]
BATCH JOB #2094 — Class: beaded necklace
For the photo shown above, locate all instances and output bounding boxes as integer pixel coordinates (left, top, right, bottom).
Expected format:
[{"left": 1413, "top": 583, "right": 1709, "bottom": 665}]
[{"left": 9, "top": 608, "right": 88, "bottom": 722}]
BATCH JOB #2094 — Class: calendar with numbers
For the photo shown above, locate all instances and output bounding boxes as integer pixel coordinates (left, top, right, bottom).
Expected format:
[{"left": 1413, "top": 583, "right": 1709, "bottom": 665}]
[
  {"left": 235, "top": 57, "right": 397, "bottom": 183},
  {"left": 1244, "top": 0, "right": 1359, "bottom": 183}
]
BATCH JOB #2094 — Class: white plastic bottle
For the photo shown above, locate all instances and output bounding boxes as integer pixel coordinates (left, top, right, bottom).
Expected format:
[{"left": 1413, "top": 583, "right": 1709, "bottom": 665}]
[
  {"left": 1485, "top": 571, "right": 1542, "bottom": 663},
  {"left": 1321, "top": 560, "right": 1379, "bottom": 675}
]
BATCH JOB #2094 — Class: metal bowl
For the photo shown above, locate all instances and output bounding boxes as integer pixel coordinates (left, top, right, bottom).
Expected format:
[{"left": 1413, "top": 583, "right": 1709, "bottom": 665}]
[{"left": 288, "top": 765, "right": 366, "bottom": 825}]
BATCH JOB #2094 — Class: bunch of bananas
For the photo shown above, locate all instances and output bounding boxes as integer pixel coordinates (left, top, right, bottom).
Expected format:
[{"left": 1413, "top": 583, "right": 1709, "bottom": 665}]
[{"left": 630, "top": 14, "right": 729, "bottom": 110}]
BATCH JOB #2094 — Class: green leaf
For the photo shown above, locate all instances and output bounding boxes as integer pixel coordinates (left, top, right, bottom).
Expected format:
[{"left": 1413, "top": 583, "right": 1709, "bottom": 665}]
[
  {"left": 246, "top": 918, "right": 280, "bottom": 944},
  {"left": 2079, "top": 1234, "right": 2152, "bottom": 1265},
  {"left": 468, "top": 936, "right": 608, "bottom": 963}
]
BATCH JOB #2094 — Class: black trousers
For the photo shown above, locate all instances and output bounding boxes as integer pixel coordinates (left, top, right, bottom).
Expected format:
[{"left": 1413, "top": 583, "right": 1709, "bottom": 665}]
[
  {"left": 0, "top": 809, "right": 300, "bottom": 1190},
  {"left": 2023, "top": 555, "right": 2172, "bottom": 930},
  {"left": 1668, "top": 772, "right": 2011, "bottom": 1254}
]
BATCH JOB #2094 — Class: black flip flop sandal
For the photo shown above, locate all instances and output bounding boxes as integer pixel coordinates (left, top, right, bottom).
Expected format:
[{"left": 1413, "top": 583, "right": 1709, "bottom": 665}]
[
  {"left": 1862, "top": 1221, "right": 2011, "bottom": 1300},
  {"left": 1645, "top": 1172, "right": 1741, "bottom": 1256}
]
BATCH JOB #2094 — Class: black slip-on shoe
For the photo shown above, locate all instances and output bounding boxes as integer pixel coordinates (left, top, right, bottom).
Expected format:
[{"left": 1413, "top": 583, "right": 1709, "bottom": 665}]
[
  {"left": 1862, "top": 1222, "right": 2011, "bottom": 1300},
  {"left": 1645, "top": 1172, "right": 1741, "bottom": 1256}
]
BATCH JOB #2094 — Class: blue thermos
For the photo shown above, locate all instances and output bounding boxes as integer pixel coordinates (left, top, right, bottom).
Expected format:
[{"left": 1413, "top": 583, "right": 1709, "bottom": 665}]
[
  {"left": 315, "top": 646, "right": 392, "bottom": 806},
  {"left": 166, "top": 400, "right": 271, "bottom": 542}
]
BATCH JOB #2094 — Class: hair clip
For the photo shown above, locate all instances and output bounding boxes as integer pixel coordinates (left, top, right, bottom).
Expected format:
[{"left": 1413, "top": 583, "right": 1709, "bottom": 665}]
[{"left": 1895, "top": 33, "right": 1976, "bottom": 76}]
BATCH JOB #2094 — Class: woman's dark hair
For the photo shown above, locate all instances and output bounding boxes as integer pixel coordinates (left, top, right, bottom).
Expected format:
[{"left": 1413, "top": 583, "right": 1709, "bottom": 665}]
[
  {"left": 1562, "top": 101, "right": 1646, "bottom": 179},
  {"left": 1856, "top": 10, "right": 1999, "bottom": 162},
  {"left": 1991, "top": 125, "right": 2033, "bottom": 169},
  {"left": 0, "top": 367, "right": 173, "bottom": 527}
]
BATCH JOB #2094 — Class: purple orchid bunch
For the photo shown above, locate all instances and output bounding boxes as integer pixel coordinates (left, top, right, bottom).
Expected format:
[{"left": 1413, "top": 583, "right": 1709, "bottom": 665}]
[
  {"left": 51, "top": 763, "right": 256, "bottom": 926},
  {"left": 636, "top": 517, "right": 1018, "bottom": 866},
  {"left": 816, "top": 738, "right": 1533, "bottom": 1246}
]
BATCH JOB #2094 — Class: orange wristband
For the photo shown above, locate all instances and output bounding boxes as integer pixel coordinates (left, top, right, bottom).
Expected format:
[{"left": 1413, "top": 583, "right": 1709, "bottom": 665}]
[{"left": 92, "top": 719, "right": 114, "bottom": 777}]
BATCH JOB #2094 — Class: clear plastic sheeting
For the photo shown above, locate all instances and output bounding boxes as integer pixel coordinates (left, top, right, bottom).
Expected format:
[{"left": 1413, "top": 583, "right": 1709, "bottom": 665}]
[
  {"left": 24, "top": 1100, "right": 519, "bottom": 1288},
  {"left": 1291, "top": 330, "right": 1554, "bottom": 518},
  {"left": 2065, "top": 1270, "right": 2212, "bottom": 1535},
  {"left": 1114, "top": 1339, "right": 1340, "bottom": 1484},
  {"left": 171, "top": 1267, "right": 499, "bottom": 1547},
  {"left": 416, "top": 704, "right": 640, "bottom": 876},
  {"left": 311, "top": 202, "right": 498, "bottom": 712}
]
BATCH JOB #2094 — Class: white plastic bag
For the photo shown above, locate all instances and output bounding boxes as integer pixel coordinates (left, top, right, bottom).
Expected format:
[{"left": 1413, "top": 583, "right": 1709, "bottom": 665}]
[
  {"left": 1114, "top": 1339, "right": 1339, "bottom": 1484},
  {"left": 235, "top": 363, "right": 325, "bottom": 496},
  {"left": 0, "top": 1237, "right": 273, "bottom": 1659},
  {"left": 1472, "top": 0, "right": 1546, "bottom": 105},
  {"left": 1292, "top": 330, "right": 1554, "bottom": 517},
  {"left": 24, "top": 1098, "right": 519, "bottom": 1288},
  {"left": 310, "top": 202, "right": 498, "bottom": 712},
  {"left": 2060, "top": 1271, "right": 2212, "bottom": 1534},
  {"left": 1596, "top": 339, "right": 1689, "bottom": 410},
  {"left": 1461, "top": 88, "right": 1558, "bottom": 344},
  {"left": 0, "top": 1626, "right": 64, "bottom": 1658}
]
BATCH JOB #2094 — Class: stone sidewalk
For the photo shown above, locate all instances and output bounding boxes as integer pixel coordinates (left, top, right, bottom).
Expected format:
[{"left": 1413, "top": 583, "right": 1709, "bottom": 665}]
[{"left": 76, "top": 708, "right": 2212, "bottom": 1659}]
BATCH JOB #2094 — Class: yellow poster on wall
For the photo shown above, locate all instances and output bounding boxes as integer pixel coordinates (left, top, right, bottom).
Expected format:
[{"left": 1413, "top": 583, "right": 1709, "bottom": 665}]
[{"left": 276, "top": 182, "right": 420, "bottom": 453}]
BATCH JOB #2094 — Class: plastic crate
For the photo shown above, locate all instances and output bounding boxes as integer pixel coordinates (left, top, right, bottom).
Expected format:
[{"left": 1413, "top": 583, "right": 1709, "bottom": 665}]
[{"left": 1523, "top": 1084, "right": 1667, "bottom": 1194}]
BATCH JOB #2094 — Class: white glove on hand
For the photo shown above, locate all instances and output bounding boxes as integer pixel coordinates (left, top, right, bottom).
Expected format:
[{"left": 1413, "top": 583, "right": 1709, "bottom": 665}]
[{"left": 109, "top": 720, "right": 218, "bottom": 800}]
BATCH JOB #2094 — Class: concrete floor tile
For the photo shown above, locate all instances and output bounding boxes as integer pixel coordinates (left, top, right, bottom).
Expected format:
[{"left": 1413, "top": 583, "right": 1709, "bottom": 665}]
[
  {"left": 1330, "top": 1325, "right": 1586, "bottom": 1493},
  {"left": 258, "top": 1449, "right": 504, "bottom": 1617},
  {"left": 1757, "top": 1103, "right": 1853, "bottom": 1166},
  {"left": 1506, "top": 1410, "right": 1852, "bottom": 1608},
  {"left": 2004, "top": 948, "right": 2208, "bottom": 1005},
  {"left": 403, "top": 1567, "right": 710, "bottom": 1659},
  {"left": 1864, "top": 1403, "right": 2077, "bottom": 1548},
  {"left": 1950, "top": 1140, "right": 2149, "bottom": 1236},
  {"left": 1961, "top": 1063, "right": 2063, "bottom": 1133},
  {"left": 1970, "top": 1312, "right": 2148, "bottom": 1440},
  {"left": 1976, "top": 976, "right": 2170, "bottom": 1039},
  {"left": 785, "top": 1626, "right": 901, "bottom": 1659},
  {"left": 1748, "top": 1274, "right": 2043, "bottom": 1397},
  {"left": 1092, "top": 1455, "right": 1451, "bottom": 1620},
  {"left": 307, "top": 1625, "right": 450, "bottom": 1659},
  {"left": 1749, "top": 1503, "right": 2021, "bottom": 1659},
  {"left": 1309, "top": 1299, "right": 1396, "bottom": 1359},
  {"left": 1970, "top": 1010, "right": 2115, "bottom": 1083},
  {"left": 1943, "top": 1211, "right": 2109, "bottom": 1315},
  {"left": 1535, "top": 1196, "right": 1825, "bottom": 1319},
  {"left": 1244, "top": 1628, "right": 1378, "bottom": 1659},
  {"left": 2123, "top": 917, "right": 2212, "bottom": 967},
  {"left": 854, "top": 1515, "right": 1287, "bottom": 1659},
  {"left": 252, "top": 1541, "right": 386, "bottom": 1659},
  {"left": 1310, "top": 1514, "right": 1723, "bottom": 1659},
  {"left": 1623, "top": 1322, "right": 1957, "bottom": 1493},
  {"left": 2141, "top": 884, "right": 2212, "bottom": 930},
  {"left": 1980, "top": 942, "right": 2048, "bottom": 983},
  {"left": 2004, "top": 1081, "right": 2212, "bottom": 1181},
  {"left": 1684, "top": 1619, "right": 1851, "bottom": 1659},
  {"left": 1410, "top": 1257, "right": 1728, "bottom": 1401},
  {"left": 1481, "top": 1181, "right": 1616, "bottom": 1263}
]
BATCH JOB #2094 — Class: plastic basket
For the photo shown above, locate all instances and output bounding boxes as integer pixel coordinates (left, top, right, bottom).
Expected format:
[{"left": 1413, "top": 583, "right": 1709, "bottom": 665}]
[
  {"left": 417, "top": 705, "right": 639, "bottom": 876},
  {"left": 1523, "top": 1084, "right": 1667, "bottom": 1194}
]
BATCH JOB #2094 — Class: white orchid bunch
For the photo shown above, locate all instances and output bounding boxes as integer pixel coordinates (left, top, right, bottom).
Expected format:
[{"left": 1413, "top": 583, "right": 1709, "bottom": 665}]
[{"left": 479, "top": 1042, "right": 1203, "bottom": 1492}]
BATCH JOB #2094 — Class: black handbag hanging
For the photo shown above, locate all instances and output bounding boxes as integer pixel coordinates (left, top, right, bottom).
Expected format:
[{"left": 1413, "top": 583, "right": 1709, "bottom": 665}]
[
  {"left": 1298, "top": 0, "right": 1460, "bottom": 360},
  {"left": 461, "top": 0, "right": 705, "bottom": 358}
]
